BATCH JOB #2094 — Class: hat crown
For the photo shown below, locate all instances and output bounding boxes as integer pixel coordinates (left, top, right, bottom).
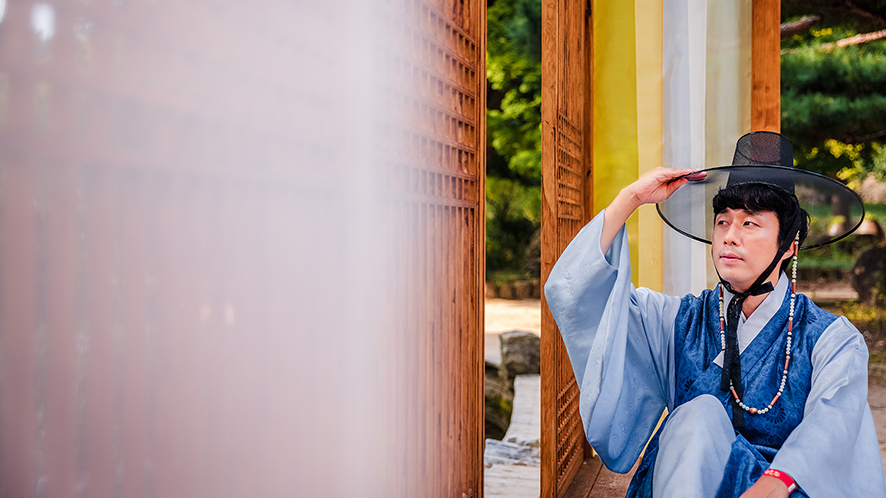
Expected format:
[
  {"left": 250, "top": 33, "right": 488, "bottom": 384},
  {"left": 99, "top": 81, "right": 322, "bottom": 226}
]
[{"left": 731, "top": 131, "right": 793, "bottom": 168}]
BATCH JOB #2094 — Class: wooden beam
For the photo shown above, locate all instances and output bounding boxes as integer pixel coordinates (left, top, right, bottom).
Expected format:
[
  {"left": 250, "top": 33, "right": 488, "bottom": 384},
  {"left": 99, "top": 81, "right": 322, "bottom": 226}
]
[
  {"left": 582, "top": 0, "right": 594, "bottom": 225},
  {"left": 751, "top": 0, "right": 780, "bottom": 132},
  {"left": 475, "top": 4, "right": 487, "bottom": 497},
  {"left": 539, "top": 0, "right": 560, "bottom": 494}
]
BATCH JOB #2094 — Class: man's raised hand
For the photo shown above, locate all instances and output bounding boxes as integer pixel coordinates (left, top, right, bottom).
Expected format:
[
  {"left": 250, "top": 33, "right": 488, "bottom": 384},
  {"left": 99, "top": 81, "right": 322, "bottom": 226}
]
[
  {"left": 599, "top": 167, "right": 704, "bottom": 254},
  {"left": 626, "top": 167, "right": 704, "bottom": 205}
]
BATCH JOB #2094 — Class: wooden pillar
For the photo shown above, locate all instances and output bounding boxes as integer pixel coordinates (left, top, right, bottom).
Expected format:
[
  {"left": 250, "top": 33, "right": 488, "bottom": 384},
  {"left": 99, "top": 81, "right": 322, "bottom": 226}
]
[
  {"left": 541, "top": 0, "right": 591, "bottom": 495},
  {"left": 751, "top": 0, "right": 780, "bottom": 131}
]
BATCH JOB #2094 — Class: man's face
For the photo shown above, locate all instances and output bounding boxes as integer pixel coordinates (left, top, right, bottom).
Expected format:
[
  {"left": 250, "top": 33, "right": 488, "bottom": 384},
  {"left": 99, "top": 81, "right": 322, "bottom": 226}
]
[{"left": 712, "top": 208, "right": 788, "bottom": 292}]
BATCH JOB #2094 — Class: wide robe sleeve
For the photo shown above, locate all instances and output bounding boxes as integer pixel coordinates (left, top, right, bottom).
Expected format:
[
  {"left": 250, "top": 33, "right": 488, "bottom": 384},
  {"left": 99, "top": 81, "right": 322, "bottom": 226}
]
[
  {"left": 544, "top": 210, "right": 682, "bottom": 473},
  {"left": 769, "top": 316, "right": 886, "bottom": 496}
]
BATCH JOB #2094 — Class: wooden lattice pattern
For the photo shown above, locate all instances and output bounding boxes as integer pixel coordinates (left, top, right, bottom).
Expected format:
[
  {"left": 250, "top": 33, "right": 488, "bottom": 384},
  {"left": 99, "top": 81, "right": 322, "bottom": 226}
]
[
  {"left": 541, "top": 0, "right": 593, "bottom": 496},
  {"left": 339, "top": 0, "right": 488, "bottom": 495}
]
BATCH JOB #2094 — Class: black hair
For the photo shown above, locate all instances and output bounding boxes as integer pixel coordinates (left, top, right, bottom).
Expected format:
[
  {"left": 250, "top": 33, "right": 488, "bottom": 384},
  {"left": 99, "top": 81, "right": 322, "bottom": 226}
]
[{"left": 712, "top": 182, "right": 809, "bottom": 273}]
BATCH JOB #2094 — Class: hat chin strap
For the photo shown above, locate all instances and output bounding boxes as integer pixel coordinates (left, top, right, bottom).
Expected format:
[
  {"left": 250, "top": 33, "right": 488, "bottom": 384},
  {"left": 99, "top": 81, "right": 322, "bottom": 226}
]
[{"left": 714, "top": 211, "right": 801, "bottom": 430}]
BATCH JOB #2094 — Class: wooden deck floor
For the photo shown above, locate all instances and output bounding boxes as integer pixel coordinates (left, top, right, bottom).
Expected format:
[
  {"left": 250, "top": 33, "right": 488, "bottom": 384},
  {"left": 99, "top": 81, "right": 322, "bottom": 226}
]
[
  {"left": 484, "top": 455, "right": 633, "bottom": 498},
  {"left": 562, "top": 459, "right": 635, "bottom": 498}
]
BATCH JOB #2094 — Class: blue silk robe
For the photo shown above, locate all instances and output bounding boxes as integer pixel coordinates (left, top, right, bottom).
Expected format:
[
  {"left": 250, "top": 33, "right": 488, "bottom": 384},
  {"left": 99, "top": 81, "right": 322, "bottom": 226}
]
[{"left": 544, "top": 211, "right": 886, "bottom": 497}]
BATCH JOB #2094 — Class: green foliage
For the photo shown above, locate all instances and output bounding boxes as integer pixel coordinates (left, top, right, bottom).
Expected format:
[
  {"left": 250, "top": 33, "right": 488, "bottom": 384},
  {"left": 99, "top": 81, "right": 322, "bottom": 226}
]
[
  {"left": 486, "top": 0, "right": 542, "bottom": 274},
  {"left": 487, "top": 0, "right": 542, "bottom": 185},
  {"left": 840, "top": 301, "right": 886, "bottom": 336},
  {"left": 486, "top": 176, "right": 540, "bottom": 274},
  {"left": 800, "top": 203, "right": 886, "bottom": 270},
  {"left": 782, "top": 45, "right": 886, "bottom": 156},
  {"left": 862, "top": 202, "right": 886, "bottom": 220},
  {"left": 781, "top": 3, "right": 886, "bottom": 181},
  {"left": 833, "top": 142, "right": 886, "bottom": 187}
]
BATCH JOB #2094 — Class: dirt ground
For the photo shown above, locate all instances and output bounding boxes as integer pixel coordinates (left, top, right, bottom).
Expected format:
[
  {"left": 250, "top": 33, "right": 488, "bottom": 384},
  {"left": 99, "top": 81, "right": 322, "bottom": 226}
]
[
  {"left": 868, "top": 379, "right": 886, "bottom": 478},
  {"left": 485, "top": 296, "right": 886, "bottom": 479}
]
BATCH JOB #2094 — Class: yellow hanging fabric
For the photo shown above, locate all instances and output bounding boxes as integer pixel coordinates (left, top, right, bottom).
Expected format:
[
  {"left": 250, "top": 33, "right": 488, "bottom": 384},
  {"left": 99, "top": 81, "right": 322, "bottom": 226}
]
[{"left": 592, "top": 0, "right": 663, "bottom": 291}]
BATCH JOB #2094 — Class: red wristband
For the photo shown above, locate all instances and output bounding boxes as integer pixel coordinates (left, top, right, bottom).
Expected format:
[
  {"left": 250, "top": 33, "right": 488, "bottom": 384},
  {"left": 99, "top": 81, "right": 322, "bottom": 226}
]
[{"left": 763, "top": 468, "right": 797, "bottom": 493}]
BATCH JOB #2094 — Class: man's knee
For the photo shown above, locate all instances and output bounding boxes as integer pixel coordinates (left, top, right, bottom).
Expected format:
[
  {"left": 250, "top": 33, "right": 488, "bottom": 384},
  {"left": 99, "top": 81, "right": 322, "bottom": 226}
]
[
  {"left": 663, "top": 394, "right": 732, "bottom": 441},
  {"left": 653, "top": 395, "right": 736, "bottom": 496}
]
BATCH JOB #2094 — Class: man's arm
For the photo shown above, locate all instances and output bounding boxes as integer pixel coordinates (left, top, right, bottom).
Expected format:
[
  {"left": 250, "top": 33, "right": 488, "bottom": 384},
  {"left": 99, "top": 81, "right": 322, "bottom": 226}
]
[
  {"left": 758, "top": 317, "right": 885, "bottom": 496},
  {"left": 600, "top": 167, "right": 701, "bottom": 254},
  {"left": 544, "top": 167, "right": 700, "bottom": 472},
  {"left": 545, "top": 210, "right": 683, "bottom": 471},
  {"left": 740, "top": 476, "right": 790, "bottom": 498}
]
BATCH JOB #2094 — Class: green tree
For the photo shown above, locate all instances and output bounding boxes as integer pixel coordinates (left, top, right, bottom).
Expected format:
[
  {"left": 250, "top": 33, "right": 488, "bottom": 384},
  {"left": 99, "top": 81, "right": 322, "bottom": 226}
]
[
  {"left": 782, "top": 1, "right": 886, "bottom": 184},
  {"left": 486, "top": 0, "right": 542, "bottom": 275}
]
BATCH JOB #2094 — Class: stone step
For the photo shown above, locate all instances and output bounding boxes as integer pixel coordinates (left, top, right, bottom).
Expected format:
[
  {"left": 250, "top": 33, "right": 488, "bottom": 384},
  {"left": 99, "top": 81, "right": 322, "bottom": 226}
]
[{"left": 484, "top": 374, "right": 541, "bottom": 498}]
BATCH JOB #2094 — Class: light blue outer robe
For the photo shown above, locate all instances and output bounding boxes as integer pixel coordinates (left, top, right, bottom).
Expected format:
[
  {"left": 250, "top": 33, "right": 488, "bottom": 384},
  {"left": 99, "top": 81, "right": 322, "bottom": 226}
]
[{"left": 544, "top": 211, "right": 886, "bottom": 497}]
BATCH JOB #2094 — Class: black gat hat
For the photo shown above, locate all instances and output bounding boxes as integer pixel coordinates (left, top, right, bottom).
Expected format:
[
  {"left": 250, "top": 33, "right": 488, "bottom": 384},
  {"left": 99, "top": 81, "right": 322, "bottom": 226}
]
[{"left": 656, "top": 131, "right": 864, "bottom": 250}]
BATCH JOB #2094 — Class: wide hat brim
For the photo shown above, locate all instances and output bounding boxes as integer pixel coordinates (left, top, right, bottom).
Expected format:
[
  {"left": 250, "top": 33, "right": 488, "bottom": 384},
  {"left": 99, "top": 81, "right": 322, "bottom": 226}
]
[{"left": 656, "top": 164, "right": 865, "bottom": 250}]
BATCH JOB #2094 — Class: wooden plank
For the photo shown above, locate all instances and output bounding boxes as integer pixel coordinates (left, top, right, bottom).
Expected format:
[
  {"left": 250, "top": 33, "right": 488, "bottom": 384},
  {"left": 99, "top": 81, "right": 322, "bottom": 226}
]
[
  {"left": 562, "top": 458, "right": 604, "bottom": 498},
  {"left": 83, "top": 167, "right": 118, "bottom": 498},
  {"left": 43, "top": 162, "right": 79, "bottom": 497},
  {"left": 558, "top": 0, "right": 588, "bottom": 495},
  {"left": 381, "top": 2, "right": 485, "bottom": 495},
  {"left": 586, "top": 465, "right": 636, "bottom": 498},
  {"left": 751, "top": 0, "right": 781, "bottom": 132},
  {"left": 582, "top": 0, "right": 595, "bottom": 225},
  {"left": 540, "top": 0, "right": 560, "bottom": 494},
  {"left": 116, "top": 171, "right": 151, "bottom": 498},
  {"left": 560, "top": 457, "right": 636, "bottom": 498},
  {"left": 0, "top": 163, "right": 40, "bottom": 495},
  {"left": 542, "top": 0, "right": 593, "bottom": 495},
  {"left": 475, "top": 7, "right": 487, "bottom": 497},
  {"left": 580, "top": 0, "right": 597, "bottom": 466}
]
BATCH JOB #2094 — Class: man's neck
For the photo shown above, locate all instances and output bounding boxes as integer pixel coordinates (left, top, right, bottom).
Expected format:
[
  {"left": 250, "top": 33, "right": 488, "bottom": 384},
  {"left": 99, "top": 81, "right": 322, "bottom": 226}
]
[
  {"left": 742, "top": 292, "right": 768, "bottom": 318},
  {"left": 738, "top": 272, "right": 782, "bottom": 318}
]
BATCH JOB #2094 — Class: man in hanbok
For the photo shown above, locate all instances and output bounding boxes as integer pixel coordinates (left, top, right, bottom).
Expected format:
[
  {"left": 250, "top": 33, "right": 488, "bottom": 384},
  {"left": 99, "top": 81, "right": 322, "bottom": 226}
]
[{"left": 544, "top": 132, "right": 886, "bottom": 497}]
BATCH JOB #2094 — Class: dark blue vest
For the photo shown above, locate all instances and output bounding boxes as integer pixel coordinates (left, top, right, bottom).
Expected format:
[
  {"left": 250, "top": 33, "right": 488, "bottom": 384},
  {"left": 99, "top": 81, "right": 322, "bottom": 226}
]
[{"left": 625, "top": 286, "right": 837, "bottom": 497}]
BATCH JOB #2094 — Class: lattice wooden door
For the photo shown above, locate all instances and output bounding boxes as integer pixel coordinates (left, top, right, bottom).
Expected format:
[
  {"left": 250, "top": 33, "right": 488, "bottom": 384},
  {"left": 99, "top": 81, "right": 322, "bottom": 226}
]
[
  {"left": 540, "top": 0, "right": 593, "bottom": 495},
  {"left": 382, "top": 0, "right": 487, "bottom": 496}
]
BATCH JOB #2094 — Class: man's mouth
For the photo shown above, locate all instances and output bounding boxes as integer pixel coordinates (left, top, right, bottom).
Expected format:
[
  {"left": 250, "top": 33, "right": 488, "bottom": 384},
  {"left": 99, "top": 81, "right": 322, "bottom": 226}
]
[{"left": 719, "top": 253, "right": 742, "bottom": 261}]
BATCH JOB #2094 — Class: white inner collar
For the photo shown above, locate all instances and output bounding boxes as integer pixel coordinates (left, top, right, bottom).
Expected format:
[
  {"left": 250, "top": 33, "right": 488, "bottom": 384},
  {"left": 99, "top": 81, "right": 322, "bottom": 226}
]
[{"left": 713, "top": 273, "right": 789, "bottom": 368}]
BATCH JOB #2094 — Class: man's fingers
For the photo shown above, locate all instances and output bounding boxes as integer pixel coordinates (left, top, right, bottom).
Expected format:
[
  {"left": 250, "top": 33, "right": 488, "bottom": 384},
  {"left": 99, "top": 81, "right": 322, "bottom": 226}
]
[
  {"left": 683, "top": 170, "right": 707, "bottom": 181},
  {"left": 666, "top": 178, "right": 688, "bottom": 193},
  {"left": 662, "top": 169, "right": 706, "bottom": 183},
  {"left": 632, "top": 167, "right": 705, "bottom": 204}
]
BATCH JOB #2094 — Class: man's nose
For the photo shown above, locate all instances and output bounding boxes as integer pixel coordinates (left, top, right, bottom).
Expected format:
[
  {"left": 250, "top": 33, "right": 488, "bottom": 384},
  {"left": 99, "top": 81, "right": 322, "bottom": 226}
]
[{"left": 723, "top": 225, "right": 740, "bottom": 245}]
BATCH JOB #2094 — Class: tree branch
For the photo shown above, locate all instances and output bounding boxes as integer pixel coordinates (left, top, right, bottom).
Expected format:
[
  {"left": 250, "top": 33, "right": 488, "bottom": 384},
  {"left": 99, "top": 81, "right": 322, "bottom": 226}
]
[
  {"left": 820, "top": 28, "right": 886, "bottom": 49},
  {"left": 842, "top": 129, "right": 886, "bottom": 144},
  {"left": 837, "top": 0, "right": 886, "bottom": 27},
  {"left": 781, "top": 15, "right": 820, "bottom": 38},
  {"left": 800, "top": 1, "right": 886, "bottom": 28}
]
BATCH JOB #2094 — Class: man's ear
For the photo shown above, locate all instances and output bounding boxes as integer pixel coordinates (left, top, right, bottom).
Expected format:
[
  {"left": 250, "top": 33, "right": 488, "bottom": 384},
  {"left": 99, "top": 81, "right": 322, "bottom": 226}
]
[{"left": 781, "top": 240, "right": 799, "bottom": 263}]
